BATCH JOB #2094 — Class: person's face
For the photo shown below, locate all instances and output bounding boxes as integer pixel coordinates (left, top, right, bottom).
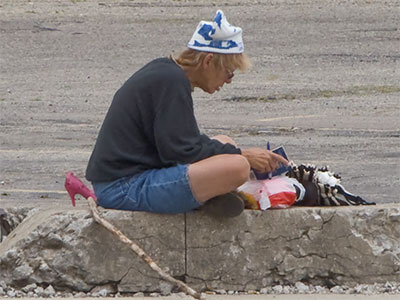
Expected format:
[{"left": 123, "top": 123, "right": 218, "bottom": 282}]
[{"left": 198, "top": 54, "right": 235, "bottom": 94}]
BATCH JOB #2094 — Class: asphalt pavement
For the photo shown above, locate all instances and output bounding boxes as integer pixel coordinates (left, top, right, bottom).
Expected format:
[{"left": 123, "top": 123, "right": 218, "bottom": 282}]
[{"left": 0, "top": 0, "right": 399, "bottom": 208}]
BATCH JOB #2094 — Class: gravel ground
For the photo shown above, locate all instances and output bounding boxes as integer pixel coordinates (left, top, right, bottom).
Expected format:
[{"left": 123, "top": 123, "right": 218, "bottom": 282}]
[
  {"left": 5, "top": 297, "right": 400, "bottom": 300},
  {"left": 1, "top": 281, "right": 400, "bottom": 298}
]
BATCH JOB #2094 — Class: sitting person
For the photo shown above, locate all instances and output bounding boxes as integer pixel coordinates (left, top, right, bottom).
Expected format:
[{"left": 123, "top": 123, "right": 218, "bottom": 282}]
[{"left": 85, "top": 10, "right": 288, "bottom": 217}]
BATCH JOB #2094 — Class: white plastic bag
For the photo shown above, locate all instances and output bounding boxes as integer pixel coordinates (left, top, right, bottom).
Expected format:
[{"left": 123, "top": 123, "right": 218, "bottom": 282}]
[{"left": 237, "top": 175, "right": 304, "bottom": 210}]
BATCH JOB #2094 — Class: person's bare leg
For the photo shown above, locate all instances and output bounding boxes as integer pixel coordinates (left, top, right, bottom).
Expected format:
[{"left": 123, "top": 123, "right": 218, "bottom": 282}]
[{"left": 188, "top": 154, "right": 250, "bottom": 203}]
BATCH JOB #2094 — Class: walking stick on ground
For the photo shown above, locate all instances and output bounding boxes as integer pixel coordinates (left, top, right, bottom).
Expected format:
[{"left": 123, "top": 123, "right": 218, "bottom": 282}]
[{"left": 65, "top": 172, "right": 205, "bottom": 300}]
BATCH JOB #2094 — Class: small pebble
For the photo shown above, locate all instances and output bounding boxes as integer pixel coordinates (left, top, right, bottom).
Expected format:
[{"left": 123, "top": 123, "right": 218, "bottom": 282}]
[
  {"left": 22, "top": 283, "right": 37, "bottom": 293},
  {"left": 272, "top": 285, "right": 283, "bottom": 293},
  {"left": 0, "top": 281, "right": 7, "bottom": 290},
  {"left": 346, "top": 288, "right": 356, "bottom": 294},
  {"left": 133, "top": 292, "right": 144, "bottom": 297},
  {"left": 355, "top": 285, "right": 364, "bottom": 294},
  {"left": 7, "top": 290, "right": 16, "bottom": 297},
  {"left": 385, "top": 281, "right": 393, "bottom": 288},
  {"left": 314, "top": 285, "right": 325, "bottom": 293},
  {"left": 205, "top": 291, "right": 216, "bottom": 295},
  {"left": 35, "top": 286, "right": 44, "bottom": 296},
  {"left": 74, "top": 291, "right": 87, "bottom": 298},
  {"left": 295, "top": 281, "right": 309, "bottom": 293},
  {"left": 173, "top": 292, "right": 186, "bottom": 298},
  {"left": 98, "top": 288, "right": 108, "bottom": 297},
  {"left": 44, "top": 284, "right": 56, "bottom": 296},
  {"left": 366, "top": 285, "right": 376, "bottom": 295},
  {"left": 283, "top": 285, "right": 292, "bottom": 294},
  {"left": 330, "top": 285, "right": 344, "bottom": 294}
]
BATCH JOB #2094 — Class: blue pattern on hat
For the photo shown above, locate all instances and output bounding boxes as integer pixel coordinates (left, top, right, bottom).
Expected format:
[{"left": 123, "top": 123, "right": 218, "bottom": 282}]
[
  {"left": 214, "top": 11, "right": 222, "bottom": 28},
  {"left": 193, "top": 40, "right": 238, "bottom": 50},
  {"left": 198, "top": 24, "right": 215, "bottom": 41}
]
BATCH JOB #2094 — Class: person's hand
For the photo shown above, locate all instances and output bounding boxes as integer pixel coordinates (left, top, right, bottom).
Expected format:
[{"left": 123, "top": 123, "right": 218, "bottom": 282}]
[{"left": 241, "top": 147, "right": 289, "bottom": 173}]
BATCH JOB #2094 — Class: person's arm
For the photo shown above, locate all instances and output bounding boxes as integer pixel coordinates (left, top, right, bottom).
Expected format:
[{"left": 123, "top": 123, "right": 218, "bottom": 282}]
[
  {"left": 199, "top": 134, "right": 238, "bottom": 149},
  {"left": 200, "top": 133, "right": 288, "bottom": 173},
  {"left": 241, "top": 147, "right": 288, "bottom": 172},
  {"left": 153, "top": 81, "right": 240, "bottom": 165}
]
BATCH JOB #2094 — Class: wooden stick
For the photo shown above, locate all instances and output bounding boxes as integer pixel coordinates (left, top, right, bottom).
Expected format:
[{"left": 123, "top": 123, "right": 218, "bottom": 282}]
[{"left": 86, "top": 197, "right": 205, "bottom": 300}]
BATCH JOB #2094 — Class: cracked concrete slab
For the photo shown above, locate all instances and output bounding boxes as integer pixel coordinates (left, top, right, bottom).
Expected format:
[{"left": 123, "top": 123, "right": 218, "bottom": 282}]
[
  {"left": 1, "top": 205, "right": 400, "bottom": 292},
  {"left": 0, "top": 0, "right": 399, "bottom": 210},
  {"left": 0, "top": 208, "right": 185, "bottom": 293},
  {"left": 185, "top": 206, "right": 400, "bottom": 291}
]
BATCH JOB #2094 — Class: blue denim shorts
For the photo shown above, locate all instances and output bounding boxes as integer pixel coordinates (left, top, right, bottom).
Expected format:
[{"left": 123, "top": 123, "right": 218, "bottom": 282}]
[{"left": 92, "top": 164, "right": 201, "bottom": 214}]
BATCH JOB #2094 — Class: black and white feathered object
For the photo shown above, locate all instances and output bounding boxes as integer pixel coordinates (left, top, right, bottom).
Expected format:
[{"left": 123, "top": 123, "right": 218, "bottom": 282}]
[{"left": 287, "top": 163, "right": 375, "bottom": 206}]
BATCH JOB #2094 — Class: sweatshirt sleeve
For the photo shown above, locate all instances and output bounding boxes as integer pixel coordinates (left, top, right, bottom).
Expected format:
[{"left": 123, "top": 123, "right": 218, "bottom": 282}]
[
  {"left": 153, "top": 79, "right": 240, "bottom": 165},
  {"left": 199, "top": 134, "right": 242, "bottom": 153}
]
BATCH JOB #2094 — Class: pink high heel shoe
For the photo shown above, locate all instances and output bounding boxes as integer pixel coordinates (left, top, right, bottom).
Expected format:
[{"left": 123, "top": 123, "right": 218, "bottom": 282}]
[{"left": 65, "top": 172, "right": 97, "bottom": 207}]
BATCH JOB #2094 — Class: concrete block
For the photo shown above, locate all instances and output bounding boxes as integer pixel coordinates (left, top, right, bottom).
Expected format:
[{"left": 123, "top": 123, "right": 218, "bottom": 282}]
[
  {"left": 1, "top": 205, "right": 399, "bottom": 293},
  {"left": 185, "top": 205, "right": 400, "bottom": 291},
  {"left": 0, "top": 209, "right": 185, "bottom": 293}
]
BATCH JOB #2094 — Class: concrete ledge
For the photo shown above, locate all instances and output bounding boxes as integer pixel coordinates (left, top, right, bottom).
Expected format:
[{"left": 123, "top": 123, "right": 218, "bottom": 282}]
[
  {"left": 186, "top": 206, "right": 400, "bottom": 291},
  {"left": 0, "top": 205, "right": 399, "bottom": 293},
  {"left": 0, "top": 209, "right": 185, "bottom": 293}
]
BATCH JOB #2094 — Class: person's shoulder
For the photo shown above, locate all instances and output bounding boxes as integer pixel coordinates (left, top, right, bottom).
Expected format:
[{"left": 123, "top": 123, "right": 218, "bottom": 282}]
[
  {"left": 146, "top": 57, "right": 189, "bottom": 87},
  {"left": 149, "top": 57, "right": 185, "bottom": 78},
  {"left": 122, "top": 57, "right": 189, "bottom": 93}
]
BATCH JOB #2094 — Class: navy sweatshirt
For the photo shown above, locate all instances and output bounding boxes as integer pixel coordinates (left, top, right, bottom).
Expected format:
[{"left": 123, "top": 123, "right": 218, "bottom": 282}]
[{"left": 86, "top": 57, "right": 241, "bottom": 182}]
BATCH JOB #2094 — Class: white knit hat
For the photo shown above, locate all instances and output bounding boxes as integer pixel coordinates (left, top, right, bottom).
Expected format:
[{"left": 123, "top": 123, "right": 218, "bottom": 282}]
[{"left": 188, "top": 10, "right": 244, "bottom": 54}]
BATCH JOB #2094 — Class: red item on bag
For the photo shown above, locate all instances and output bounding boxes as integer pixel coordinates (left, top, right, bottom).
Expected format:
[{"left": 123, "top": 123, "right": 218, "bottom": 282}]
[{"left": 238, "top": 176, "right": 303, "bottom": 210}]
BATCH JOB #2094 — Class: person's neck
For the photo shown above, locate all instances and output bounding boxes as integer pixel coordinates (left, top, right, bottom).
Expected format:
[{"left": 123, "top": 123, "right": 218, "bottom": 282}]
[
  {"left": 169, "top": 55, "right": 197, "bottom": 91},
  {"left": 183, "top": 67, "right": 202, "bottom": 91}
]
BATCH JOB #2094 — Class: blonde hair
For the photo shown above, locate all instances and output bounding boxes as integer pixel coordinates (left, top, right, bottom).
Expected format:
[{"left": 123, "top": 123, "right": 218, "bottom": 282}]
[{"left": 175, "top": 48, "right": 252, "bottom": 72}]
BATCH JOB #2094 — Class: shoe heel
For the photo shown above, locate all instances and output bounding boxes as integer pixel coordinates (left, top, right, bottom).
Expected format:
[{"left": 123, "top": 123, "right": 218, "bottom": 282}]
[{"left": 66, "top": 187, "right": 77, "bottom": 207}]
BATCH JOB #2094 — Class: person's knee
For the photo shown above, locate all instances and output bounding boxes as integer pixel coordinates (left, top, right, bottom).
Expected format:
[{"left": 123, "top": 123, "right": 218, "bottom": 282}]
[{"left": 230, "top": 155, "right": 251, "bottom": 186}]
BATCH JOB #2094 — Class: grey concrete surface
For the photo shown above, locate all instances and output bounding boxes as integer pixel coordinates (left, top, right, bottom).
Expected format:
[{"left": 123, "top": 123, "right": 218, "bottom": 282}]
[
  {"left": 1, "top": 206, "right": 399, "bottom": 292},
  {"left": 0, "top": 208, "right": 185, "bottom": 293},
  {"left": 185, "top": 206, "right": 400, "bottom": 291},
  {"left": 0, "top": 0, "right": 399, "bottom": 208}
]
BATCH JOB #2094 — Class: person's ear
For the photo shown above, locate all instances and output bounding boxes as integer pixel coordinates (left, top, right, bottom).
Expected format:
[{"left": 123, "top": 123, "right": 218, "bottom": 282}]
[{"left": 202, "top": 53, "right": 214, "bottom": 69}]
